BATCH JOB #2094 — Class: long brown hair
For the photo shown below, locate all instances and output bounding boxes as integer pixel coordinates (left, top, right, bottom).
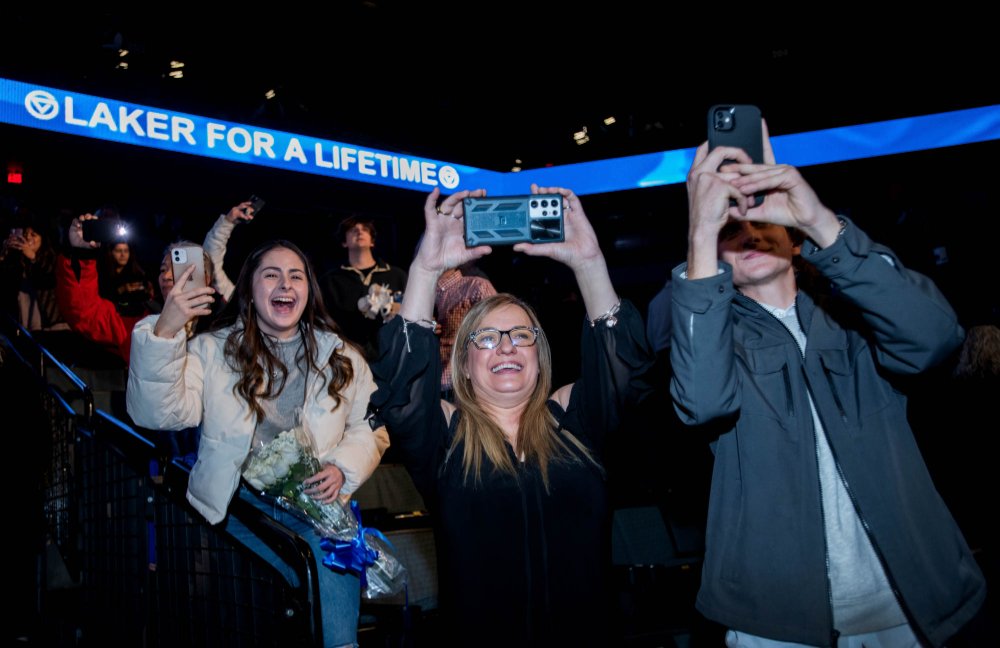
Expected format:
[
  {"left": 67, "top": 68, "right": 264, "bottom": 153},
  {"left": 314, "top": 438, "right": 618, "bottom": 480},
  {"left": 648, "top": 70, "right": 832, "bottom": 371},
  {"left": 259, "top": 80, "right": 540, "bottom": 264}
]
[
  {"left": 450, "top": 293, "right": 599, "bottom": 490},
  {"left": 207, "top": 240, "right": 355, "bottom": 424}
]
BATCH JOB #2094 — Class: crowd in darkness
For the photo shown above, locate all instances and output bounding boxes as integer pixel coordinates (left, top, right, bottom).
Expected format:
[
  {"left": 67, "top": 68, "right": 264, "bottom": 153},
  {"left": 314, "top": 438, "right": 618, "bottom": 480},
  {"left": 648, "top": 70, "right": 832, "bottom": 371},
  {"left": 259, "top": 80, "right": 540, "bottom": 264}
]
[
  {"left": 2, "top": 129, "right": 998, "bottom": 645},
  {"left": 2, "top": 137, "right": 998, "bottom": 497}
]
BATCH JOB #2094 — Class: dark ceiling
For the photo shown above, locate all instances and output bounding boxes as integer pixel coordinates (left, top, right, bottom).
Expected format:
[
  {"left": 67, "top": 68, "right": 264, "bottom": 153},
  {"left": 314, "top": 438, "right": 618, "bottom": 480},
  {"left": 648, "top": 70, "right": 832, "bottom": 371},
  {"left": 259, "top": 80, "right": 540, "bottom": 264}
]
[{"left": 4, "top": 9, "right": 998, "bottom": 172}]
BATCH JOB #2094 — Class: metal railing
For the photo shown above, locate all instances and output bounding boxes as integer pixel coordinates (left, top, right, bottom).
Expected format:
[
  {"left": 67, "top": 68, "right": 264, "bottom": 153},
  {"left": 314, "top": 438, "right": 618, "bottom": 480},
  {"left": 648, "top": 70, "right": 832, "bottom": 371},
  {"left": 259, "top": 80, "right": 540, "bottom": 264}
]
[{"left": 2, "top": 315, "right": 322, "bottom": 646}]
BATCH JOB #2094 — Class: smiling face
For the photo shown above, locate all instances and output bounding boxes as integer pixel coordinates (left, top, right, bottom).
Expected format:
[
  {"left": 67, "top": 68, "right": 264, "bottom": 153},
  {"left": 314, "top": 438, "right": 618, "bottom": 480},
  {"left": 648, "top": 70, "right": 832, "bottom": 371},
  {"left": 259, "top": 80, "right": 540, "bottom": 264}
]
[
  {"left": 718, "top": 220, "right": 801, "bottom": 298},
  {"left": 464, "top": 303, "right": 540, "bottom": 406},
  {"left": 20, "top": 227, "right": 42, "bottom": 257},
  {"left": 251, "top": 246, "right": 308, "bottom": 339}
]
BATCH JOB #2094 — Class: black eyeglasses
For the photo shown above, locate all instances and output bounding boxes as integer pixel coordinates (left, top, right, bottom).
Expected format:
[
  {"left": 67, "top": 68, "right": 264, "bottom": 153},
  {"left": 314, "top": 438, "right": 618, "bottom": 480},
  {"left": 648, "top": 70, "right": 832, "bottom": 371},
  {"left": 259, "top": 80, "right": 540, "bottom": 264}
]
[{"left": 468, "top": 326, "right": 540, "bottom": 350}]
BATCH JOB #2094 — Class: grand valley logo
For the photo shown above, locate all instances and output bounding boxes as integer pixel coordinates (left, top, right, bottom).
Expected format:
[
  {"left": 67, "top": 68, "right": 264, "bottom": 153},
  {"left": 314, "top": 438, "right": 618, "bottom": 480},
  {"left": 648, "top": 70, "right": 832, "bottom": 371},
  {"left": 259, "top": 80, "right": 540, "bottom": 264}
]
[{"left": 24, "top": 90, "right": 60, "bottom": 120}]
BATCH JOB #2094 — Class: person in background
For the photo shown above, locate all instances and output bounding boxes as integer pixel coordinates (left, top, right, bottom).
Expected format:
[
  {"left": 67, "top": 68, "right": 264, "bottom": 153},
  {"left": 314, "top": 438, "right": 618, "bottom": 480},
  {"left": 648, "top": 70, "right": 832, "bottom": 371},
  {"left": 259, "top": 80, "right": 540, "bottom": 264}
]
[
  {"left": 98, "top": 240, "right": 156, "bottom": 318},
  {"left": 56, "top": 213, "right": 217, "bottom": 365},
  {"left": 0, "top": 208, "right": 69, "bottom": 335},
  {"left": 126, "top": 238, "right": 389, "bottom": 648},
  {"left": 319, "top": 215, "right": 407, "bottom": 359},
  {"left": 946, "top": 323, "right": 1000, "bottom": 564},
  {"left": 667, "top": 119, "right": 985, "bottom": 646},
  {"left": 368, "top": 185, "right": 654, "bottom": 645},
  {"left": 434, "top": 260, "right": 496, "bottom": 401}
]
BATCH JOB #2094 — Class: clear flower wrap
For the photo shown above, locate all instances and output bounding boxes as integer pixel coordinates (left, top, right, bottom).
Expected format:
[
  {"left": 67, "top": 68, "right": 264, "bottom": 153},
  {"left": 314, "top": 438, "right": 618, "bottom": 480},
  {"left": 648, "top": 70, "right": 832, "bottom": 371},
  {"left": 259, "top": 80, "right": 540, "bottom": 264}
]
[
  {"left": 357, "top": 283, "right": 400, "bottom": 322},
  {"left": 242, "top": 426, "right": 407, "bottom": 599}
]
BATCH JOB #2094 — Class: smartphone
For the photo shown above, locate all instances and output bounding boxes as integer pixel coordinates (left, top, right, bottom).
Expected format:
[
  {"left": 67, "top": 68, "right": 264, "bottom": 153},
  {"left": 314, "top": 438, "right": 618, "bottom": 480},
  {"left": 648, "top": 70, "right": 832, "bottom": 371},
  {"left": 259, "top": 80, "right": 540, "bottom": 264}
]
[
  {"left": 463, "top": 194, "right": 564, "bottom": 247},
  {"left": 82, "top": 218, "right": 128, "bottom": 244},
  {"left": 707, "top": 104, "right": 765, "bottom": 207},
  {"left": 248, "top": 194, "right": 266, "bottom": 216},
  {"left": 10, "top": 227, "right": 24, "bottom": 240},
  {"left": 170, "top": 245, "right": 208, "bottom": 290}
]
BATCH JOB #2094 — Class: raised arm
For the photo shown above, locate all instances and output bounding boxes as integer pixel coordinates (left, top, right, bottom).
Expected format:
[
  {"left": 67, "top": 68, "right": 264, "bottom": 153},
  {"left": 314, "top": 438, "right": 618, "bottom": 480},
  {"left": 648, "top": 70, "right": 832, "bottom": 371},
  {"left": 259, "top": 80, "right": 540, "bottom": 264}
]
[
  {"left": 54, "top": 214, "right": 131, "bottom": 360},
  {"left": 727, "top": 125, "right": 962, "bottom": 371},
  {"left": 202, "top": 200, "right": 255, "bottom": 303},
  {"left": 368, "top": 188, "right": 489, "bottom": 496},
  {"left": 513, "top": 185, "right": 619, "bottom": 323},
  {"left": 398, "top": 187, "right": 490, "bottom": 324}
]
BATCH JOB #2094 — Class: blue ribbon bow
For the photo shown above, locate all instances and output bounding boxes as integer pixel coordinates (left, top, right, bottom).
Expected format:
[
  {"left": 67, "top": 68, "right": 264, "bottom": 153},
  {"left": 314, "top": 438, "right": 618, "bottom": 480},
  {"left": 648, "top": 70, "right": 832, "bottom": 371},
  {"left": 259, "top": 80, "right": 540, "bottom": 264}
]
[{"left": 319, "top": 500, "right": 393, "bottom": 590}]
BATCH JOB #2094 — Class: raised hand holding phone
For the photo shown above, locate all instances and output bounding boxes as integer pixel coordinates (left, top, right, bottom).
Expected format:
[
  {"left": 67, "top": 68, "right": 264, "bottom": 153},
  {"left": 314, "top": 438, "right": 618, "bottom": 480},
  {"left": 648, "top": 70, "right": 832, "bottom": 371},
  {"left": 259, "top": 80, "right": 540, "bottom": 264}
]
[
  {"left": 708, "top": 104, "right": 765, "bottom": 207},
  {"left": 155, "top": 260, "right": 215, "bottom": 339},
  {"left": 81, "top": 218, "right": 128, "bottom": 245},
  {"left": 170, "top": 245, "right": 208, "bottom": 290}
]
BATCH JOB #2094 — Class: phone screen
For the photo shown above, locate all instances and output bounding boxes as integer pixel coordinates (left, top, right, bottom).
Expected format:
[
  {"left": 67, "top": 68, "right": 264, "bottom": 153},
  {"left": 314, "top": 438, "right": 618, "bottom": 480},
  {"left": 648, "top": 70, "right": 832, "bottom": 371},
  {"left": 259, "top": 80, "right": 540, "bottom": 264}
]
[{"left": 82, "top": 219, "right": 126, "bottom": 244}]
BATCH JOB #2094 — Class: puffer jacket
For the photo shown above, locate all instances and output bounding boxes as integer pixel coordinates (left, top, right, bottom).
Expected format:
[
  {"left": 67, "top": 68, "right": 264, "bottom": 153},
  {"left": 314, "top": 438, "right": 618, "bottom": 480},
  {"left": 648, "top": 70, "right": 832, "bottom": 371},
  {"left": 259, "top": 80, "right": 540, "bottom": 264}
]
[{"left": 127, "top": 316, "right": 389, "bottom": 524}]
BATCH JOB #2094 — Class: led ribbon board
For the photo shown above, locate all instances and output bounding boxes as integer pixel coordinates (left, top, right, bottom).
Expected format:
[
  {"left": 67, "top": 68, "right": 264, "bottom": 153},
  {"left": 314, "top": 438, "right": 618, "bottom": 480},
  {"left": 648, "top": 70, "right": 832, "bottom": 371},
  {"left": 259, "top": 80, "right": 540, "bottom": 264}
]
[
  {"left": 0, "top": 78, "right": 500, "bottom": 193},
  {"left": 3, "top": 78, "right": 1000, "bottom": 197}
]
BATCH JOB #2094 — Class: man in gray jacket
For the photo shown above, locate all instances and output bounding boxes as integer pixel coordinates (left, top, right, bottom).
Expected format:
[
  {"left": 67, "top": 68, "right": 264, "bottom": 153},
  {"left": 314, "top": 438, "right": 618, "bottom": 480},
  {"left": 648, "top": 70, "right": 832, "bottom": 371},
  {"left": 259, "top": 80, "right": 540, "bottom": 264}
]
[{"left": 668, "top": 123, "right": 985, "bottom": 647}]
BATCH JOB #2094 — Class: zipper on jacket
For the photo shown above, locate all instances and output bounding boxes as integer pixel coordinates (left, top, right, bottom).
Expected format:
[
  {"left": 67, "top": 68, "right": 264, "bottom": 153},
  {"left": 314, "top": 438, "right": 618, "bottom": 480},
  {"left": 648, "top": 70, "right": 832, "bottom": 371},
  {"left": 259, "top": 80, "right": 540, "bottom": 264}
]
[
  {"left": 741, "top": 293, "right": 844, "bottom": 640},
  {"left": 811, "top": 399, "right": 927, "bottom": 645},
  {"left": 741, "top": 293, "right": 929, "bottom": 644},
  {"left": 809, "top": 400, "right": 838, "bottom": 643}
]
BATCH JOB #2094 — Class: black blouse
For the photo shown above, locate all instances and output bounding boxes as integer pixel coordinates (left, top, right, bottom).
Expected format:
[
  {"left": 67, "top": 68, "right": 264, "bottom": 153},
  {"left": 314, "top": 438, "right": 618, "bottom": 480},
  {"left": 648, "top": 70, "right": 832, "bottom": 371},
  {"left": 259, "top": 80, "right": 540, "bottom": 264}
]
[{"left": 369, "top": 300, "right": 654, "bottom": 646}]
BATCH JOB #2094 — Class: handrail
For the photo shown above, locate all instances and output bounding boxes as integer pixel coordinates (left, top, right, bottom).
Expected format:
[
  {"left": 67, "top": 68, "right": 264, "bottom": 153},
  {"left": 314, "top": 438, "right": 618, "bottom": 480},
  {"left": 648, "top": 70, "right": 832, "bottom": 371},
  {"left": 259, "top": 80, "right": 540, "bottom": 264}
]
[
  {"left": 4, "top": 310, "right": 322, "bottom": 645},
  {"left": 0, "top": 313, "right": 94, "bottom": 420}
]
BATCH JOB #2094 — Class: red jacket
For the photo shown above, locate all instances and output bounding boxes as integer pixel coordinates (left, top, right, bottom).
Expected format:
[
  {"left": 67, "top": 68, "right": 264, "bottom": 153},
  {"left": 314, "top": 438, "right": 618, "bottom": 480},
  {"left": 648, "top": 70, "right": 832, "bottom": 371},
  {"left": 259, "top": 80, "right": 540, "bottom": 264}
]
[{"left": 55, "top": 253, "right": 146, "bottom": 364}]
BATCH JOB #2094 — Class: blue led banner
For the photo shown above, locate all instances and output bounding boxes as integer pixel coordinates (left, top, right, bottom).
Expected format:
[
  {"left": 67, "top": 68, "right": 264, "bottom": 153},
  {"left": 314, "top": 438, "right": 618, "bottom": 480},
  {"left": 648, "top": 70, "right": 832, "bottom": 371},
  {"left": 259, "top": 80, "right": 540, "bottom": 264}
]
[
  {"left": 3, "top": 77, "right": 1000, "bottom": 197},
  {"left": 511, "top": 105, "right": 1000, "bottom": 194},
  {"left": 0, "top": 78, "right": 503, "bottom": 193}
]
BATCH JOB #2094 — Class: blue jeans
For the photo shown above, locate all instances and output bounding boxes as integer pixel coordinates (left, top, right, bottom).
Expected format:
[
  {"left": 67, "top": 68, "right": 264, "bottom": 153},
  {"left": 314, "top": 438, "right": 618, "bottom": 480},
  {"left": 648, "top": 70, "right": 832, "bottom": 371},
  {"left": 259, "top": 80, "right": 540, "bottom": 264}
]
[{"left": 225, "top": 486, "right": 361, "bottom": 648}]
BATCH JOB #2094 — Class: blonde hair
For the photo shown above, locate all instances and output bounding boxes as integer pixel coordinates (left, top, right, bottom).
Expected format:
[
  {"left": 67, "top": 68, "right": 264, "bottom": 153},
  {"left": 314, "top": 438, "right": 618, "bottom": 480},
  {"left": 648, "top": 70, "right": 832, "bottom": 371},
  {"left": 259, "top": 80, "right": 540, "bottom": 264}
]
[{"left": 449, "top": 293, "right": 600, "bottom": 490}]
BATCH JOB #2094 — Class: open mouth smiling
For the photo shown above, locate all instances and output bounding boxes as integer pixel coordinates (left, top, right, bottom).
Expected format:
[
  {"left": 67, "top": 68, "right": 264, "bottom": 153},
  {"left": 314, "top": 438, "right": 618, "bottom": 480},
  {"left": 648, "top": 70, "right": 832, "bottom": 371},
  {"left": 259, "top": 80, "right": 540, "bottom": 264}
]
[{"left": 271, "top": 296, "right": 296, "bottom": 312}]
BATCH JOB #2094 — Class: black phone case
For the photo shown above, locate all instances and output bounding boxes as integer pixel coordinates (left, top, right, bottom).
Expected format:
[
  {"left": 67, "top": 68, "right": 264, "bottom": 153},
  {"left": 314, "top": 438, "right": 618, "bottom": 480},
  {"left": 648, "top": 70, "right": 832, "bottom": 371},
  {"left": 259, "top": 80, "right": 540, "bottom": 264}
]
[
  {"left": 249, "top": 195, "right": 265, "bottom": 215},
  {"left": 708, "top": 104, "right": 764, "bottom": 207},
  {"left": 81, "top": 219, "right": 122, "bottom": 244}
]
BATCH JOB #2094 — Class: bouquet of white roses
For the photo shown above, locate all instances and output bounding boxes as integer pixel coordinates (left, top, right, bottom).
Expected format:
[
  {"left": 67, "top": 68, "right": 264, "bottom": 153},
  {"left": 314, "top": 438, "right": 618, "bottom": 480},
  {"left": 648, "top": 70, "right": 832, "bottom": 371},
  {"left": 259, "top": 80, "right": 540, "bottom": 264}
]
[
  {"left": 242, "top": 426, "right": 407, "bottom": 599},
  {"left": 357, "top": 283, "right": 400, "bottom": 322}
]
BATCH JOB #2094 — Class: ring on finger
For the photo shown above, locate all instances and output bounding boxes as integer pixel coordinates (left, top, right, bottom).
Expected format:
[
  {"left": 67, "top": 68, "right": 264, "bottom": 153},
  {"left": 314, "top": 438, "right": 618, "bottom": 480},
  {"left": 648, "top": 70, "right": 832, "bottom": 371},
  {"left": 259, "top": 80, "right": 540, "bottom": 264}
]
[{"left": 436, "top": 204, "right": 452, "bottom": 217}]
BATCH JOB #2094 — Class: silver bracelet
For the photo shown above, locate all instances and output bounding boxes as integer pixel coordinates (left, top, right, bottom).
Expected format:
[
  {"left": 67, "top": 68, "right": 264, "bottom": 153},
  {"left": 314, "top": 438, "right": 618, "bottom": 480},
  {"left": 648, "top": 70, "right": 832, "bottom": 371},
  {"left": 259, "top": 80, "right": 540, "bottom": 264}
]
[
  {"left": 400, "top": 316, "right": 437, "bottom": 353},
  {"left": 588, "top": 299, "right": 622, "bottom": 328},
  {"left": 401, "top": 316, "right": 436, "bottom": 329}
]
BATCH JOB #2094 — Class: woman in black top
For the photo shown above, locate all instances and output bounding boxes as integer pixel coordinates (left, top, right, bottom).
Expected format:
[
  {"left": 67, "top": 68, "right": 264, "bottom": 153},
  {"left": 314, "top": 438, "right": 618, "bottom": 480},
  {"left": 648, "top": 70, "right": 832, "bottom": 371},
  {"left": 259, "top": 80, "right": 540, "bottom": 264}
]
[{"left": 369, "top": 185, "right": 654, "bottom": 646}]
